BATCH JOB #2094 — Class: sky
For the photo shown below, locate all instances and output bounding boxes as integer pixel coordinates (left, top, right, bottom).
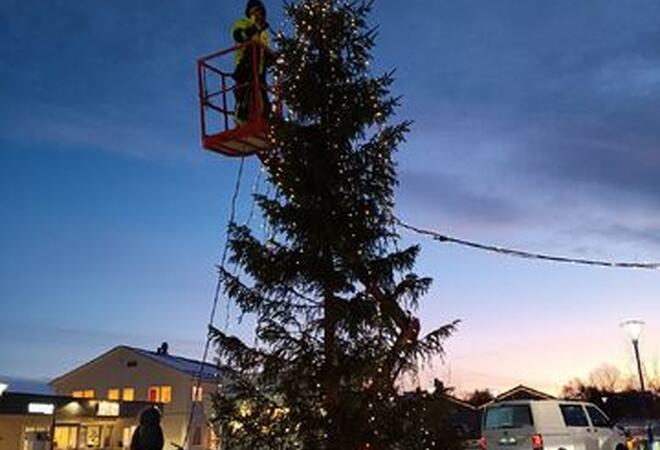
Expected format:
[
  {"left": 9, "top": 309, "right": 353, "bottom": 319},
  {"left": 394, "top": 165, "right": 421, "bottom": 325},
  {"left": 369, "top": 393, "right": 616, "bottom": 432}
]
[{"left": 1, "top": 0, "right": 659, "bottom": 397}]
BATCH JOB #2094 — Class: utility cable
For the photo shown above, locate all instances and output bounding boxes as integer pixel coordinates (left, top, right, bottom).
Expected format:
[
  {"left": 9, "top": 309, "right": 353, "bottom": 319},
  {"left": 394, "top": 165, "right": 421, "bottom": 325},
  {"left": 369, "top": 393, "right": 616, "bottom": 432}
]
[{"left": 396, "top": 218, "right": 660, "bottom": 270}]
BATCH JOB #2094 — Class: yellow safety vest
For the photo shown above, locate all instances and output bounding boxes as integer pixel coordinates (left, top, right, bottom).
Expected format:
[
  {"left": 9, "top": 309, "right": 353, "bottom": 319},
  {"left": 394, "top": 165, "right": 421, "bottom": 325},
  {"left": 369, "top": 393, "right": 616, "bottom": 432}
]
[{"left": 232, "top": 17, "right": 270, "bottom": 71}]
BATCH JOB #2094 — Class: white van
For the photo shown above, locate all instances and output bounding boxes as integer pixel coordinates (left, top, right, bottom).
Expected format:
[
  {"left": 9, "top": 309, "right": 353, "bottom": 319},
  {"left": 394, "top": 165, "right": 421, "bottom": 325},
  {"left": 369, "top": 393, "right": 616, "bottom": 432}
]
[{"left": 481, "top": 400, "right": 627, "bottom": 450}]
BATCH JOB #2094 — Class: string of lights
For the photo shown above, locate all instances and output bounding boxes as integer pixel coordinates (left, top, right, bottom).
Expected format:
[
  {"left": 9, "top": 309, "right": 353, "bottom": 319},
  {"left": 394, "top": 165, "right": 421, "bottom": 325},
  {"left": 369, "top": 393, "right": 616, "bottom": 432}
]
[{"left": 395, "top": 218, "right": 660, "bottom": 270}]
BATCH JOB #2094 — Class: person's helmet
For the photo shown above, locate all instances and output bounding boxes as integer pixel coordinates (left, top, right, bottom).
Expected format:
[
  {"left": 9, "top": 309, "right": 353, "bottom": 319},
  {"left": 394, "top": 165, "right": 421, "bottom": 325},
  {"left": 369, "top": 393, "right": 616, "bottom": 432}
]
[{"left": 246, "top": 0, "right": 266, "bottom": 18}]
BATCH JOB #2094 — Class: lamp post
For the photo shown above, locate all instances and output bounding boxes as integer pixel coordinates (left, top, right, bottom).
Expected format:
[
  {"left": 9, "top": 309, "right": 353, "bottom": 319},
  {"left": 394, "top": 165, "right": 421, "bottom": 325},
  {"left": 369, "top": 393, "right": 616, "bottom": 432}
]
[{"left": 621, "top": 320, "right": 646, "bottom": 392}]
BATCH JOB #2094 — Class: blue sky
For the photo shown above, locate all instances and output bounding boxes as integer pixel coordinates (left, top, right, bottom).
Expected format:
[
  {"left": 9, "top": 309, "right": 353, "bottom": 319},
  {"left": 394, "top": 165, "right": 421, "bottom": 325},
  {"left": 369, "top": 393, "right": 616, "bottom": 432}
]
[{"left": 1, "top": 0, "right": 659, "bottom": 395}]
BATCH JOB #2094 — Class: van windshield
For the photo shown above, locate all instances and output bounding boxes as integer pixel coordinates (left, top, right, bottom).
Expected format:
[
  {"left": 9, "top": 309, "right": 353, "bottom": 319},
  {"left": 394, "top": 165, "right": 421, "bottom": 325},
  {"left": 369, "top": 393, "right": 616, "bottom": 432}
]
[{"left": 485, "top": 405, "right": 533, "bottom": 429}]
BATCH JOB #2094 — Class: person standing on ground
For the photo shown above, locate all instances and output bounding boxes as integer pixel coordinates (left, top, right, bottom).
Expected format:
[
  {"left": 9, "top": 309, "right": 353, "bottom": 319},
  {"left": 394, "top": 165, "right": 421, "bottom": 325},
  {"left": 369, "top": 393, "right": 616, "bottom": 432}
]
[{"left": 130, "top": 406, "right": 164, "bottom": 450}]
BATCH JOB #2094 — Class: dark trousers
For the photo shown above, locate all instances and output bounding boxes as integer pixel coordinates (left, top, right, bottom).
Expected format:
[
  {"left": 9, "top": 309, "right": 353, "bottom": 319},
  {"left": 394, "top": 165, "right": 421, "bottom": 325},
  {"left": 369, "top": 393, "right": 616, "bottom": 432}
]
[{"left": 233, "top": 53, "right": 269, "bottom": 124}]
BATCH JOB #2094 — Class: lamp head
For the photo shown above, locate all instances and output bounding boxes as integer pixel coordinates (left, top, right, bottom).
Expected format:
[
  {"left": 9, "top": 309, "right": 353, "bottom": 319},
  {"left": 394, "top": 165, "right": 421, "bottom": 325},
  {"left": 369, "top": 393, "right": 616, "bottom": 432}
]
[{"left": 621, "top": 320, "right": 645, "bottom": 341}]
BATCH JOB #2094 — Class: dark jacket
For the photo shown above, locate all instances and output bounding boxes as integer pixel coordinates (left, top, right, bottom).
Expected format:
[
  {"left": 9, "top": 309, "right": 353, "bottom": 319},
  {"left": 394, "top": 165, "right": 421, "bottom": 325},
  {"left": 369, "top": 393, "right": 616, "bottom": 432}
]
[{"left": 130, "top": 407, "right": 164, "bottom": 450}]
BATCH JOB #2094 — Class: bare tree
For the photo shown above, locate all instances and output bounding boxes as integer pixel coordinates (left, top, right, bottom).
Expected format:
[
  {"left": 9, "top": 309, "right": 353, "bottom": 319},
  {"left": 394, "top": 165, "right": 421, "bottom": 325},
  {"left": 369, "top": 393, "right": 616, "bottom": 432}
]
[
  {"left": 588, "top": 363, "right": 623, "bottom": 392},
  {"left": 648, "top": 357, "right": 660, "bottom": 393},
  {"left": 561, "top": 378, "right": 587, "bottom": 400}
]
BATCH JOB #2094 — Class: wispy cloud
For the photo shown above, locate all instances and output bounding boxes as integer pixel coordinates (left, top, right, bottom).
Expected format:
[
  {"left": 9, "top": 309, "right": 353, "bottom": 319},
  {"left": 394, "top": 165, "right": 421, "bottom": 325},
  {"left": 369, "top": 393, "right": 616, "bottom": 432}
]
[{"left": 2, "top": 102, "right": 197, "bottom": 162}]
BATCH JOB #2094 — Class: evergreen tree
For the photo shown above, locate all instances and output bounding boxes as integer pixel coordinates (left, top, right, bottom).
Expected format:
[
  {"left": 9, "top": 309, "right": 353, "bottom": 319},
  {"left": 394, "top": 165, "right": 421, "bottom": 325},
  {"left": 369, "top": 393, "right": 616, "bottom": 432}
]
[{"left": 210, "top": 1, "right": 458, "bottom": 448}]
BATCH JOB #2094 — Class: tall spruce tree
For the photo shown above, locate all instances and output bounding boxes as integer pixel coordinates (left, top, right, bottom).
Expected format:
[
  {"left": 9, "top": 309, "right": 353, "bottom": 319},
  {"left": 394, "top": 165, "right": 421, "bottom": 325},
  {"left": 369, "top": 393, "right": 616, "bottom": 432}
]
[{"left": 210, "top": 1, "right": 458, "bottom": 449}]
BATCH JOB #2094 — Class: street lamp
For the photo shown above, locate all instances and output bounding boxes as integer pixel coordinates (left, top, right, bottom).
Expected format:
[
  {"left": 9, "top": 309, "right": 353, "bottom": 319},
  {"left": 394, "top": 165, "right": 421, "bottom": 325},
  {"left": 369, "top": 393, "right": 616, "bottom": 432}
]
[{"left": 621, "top": 320, "right": 646, "bottom": 392}]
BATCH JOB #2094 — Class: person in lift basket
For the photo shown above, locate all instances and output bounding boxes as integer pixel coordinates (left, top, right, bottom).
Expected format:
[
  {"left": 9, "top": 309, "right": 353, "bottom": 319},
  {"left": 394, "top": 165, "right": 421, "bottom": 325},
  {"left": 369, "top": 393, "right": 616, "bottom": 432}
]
[{"left": 231, "top": 0, "right": 275, "bottom": 125}]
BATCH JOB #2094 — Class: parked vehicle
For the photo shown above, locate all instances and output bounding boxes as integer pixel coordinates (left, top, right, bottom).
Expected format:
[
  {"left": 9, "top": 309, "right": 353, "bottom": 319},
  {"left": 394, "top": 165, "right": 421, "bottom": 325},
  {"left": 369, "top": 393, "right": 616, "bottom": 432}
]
[{"left": 480, "top": 400, "right": 627, "bottom": 450}]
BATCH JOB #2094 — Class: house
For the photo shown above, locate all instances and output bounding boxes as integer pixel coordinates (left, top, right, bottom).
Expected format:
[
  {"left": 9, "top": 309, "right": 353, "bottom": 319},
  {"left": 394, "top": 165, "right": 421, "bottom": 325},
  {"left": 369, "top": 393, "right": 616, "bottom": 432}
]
[
  {"left": 0, "top": 388, "right": 153, "bottom": 450},
  {"left": 443, "top": 394, "right": 481, "bottom": 438},
  {"left": 50, "top": 344, "right": 222, "bottom": 450}
]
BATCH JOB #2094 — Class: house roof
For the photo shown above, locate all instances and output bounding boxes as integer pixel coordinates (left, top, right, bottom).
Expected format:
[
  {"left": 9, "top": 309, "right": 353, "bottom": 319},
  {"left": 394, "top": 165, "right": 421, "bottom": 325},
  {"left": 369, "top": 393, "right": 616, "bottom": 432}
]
[
  {"left": 51, "top": 345, "right": 223, "bottom": 385},
  {"left": 480, "top": 384, "right": 555, "bottom": 408},
  {"left": 127, "top": 346, "right": 222, "bottom": 381},
  {"left": 495, "top": 384, "right": 556, "bottom": 401},
  {"left": 444, "top": 394, "right": 479, "bottom": 411},
  {"left": 0, "top": 376, "right": 54, "bottom": 395}
]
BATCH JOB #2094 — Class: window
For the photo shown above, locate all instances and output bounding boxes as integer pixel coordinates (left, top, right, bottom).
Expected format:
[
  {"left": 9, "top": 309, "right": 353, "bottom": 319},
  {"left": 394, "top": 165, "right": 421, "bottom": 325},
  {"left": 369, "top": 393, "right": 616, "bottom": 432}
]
[
  {"left": 586, "top": 406, "right": 611, "bottom": 428},
  {"left": 560, "top": 404, "right": 589, "bottom": 427},
  {"left": 122, "top": 426, "right": 136, "bottom": 450},
  {"left": 22, "top": 426, "right": 51, "bottom": 449},
  {"left": 73, "top": 389, "right": 95, "bottom": 398},
  {"left": 147, "top": 385, "right": 172, "bottom": 403},
  {"left": 192, "top": 385, "right": 203, "bottom": 402},
  {"left": 484, "top": 404, "right": 533, "bottom": 429},
  {"left": 148, "top": 386, "right": 160, "bottom": 402},
  {"left": 54, "top": 426, "right": 78, "bottom": 450},
  {"left": 103, "top": 426, "right": 114, "bottom": 448},
  {"left": 107, "top": 389, "right": 120, "bottom": 400},
  {"left": 160, "top": 386, "right": 172, "bottom": 403},
  {"left": 122, "top": 388, "right": 134, "bottom": 401},
  {"left": 85, "top": 425, "right": 101, "bottom": 448},
  {"left": 192, "top": 427, "right": 202, "bottom": 446}
]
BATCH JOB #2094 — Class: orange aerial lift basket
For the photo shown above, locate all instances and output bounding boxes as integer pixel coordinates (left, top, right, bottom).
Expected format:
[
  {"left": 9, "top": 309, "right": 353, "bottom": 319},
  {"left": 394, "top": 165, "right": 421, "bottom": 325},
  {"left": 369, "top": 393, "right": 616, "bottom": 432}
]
[{"left": 197, "top": 42, "right": 282, "bottom": 157}]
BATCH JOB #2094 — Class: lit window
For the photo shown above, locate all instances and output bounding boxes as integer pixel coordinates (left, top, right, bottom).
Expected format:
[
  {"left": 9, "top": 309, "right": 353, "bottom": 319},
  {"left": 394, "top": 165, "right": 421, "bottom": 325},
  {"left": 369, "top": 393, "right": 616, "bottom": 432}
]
[
  {"left": 83, "top": 390, "right": 95, "bottom": 399},
  {"left": 148, "top": 386, "right": 160, "bottom": 403},
  {"left": 107, "top": 389, "right": 120, "bottom": 400},
  {"left": 122, "top": 426, "right": 136, "bottom": 448},
  {"left": 122, "top": 388, "right": 134, "bottom": 401},
  {"left": 192, "top": 386, "right": 203, "bottom": 402},
  {"left": 72, "top": 391, "right": 84, "bottom": 398},
  {"left": 85, "top": 425, "right": 101, "bottom": 447},
  {"left": 54, "top": 426, "right": 78, "bottom": 449},
  {"left": 160, "top": 386, "right": 172, "bottom": 403}
]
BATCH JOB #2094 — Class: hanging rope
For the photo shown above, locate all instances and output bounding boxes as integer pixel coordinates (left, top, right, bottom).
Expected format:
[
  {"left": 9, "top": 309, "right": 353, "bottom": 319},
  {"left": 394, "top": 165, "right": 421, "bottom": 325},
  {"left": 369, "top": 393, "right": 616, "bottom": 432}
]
[
  {"left": 225, "top": 163, "right": 265, "bottom": 330},
  {"left": 246, "top": 166, "right": 264, "bottom": 227},
  {"left": 181, "top": 157, "right": 246, "bottom": 450},
  {"left": 396, "top": 218, "right": 660, "bottom": 270}
]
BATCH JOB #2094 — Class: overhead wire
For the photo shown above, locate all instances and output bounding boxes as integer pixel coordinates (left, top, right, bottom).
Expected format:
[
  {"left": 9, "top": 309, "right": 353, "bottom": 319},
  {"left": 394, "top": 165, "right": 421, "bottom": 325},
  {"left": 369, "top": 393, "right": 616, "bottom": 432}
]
[{"left": 395, "top": 218, "right": 660, "bottom": 270}]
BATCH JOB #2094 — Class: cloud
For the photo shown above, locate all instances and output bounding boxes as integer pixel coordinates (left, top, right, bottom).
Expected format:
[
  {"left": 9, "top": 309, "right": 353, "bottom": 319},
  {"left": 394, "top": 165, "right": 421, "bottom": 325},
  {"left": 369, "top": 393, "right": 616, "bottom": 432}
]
[
  {"left": 2, "top": 102, "right": 197, "bottom": 162},
  {"left": 398, "top": 170, "right": 527, "bottom": 230},
  {"left": 512, "top": 116, "right": 660, "bottom": 207},
  {"left": 398, "top": 104, "right": 660, "bottom": 256}
]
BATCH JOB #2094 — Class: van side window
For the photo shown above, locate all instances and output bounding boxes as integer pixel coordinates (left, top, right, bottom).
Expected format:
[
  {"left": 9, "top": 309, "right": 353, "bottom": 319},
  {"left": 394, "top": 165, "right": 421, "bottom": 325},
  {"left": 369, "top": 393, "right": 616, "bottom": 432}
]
[
  {"left": 560, "top": 404, "right": 589, "bottom": 427},
  {"left": 585, "top": 406, "right": 611, "bottom": 428}
]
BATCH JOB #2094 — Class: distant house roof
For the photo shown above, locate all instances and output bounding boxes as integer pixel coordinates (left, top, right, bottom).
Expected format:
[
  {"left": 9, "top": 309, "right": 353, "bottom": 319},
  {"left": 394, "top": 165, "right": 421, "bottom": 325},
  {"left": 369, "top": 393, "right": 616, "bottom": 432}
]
[
  {"left": 482, "top": 384, "right": 555, "bottom": 407},
  {"left": 50, "top": 345, "right": 223, "bottom": 385},
  {"left": 0, "top": 376, "right": 54, "bottom": 395},
  {"left": 444, "top": 394, "right": 479, "bottom": 411}
]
